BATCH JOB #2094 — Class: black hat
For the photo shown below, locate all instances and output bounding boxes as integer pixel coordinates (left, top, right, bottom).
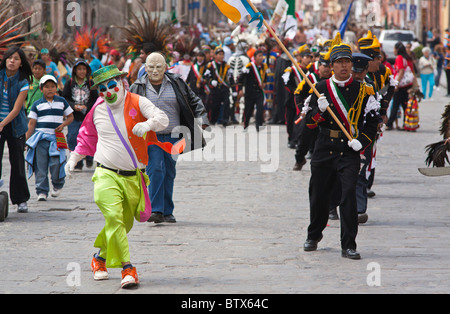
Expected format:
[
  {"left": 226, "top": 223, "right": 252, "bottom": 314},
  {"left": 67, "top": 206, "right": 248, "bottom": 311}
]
[{"left": 352, "top": 53, "right": 372, "bottom": 73}]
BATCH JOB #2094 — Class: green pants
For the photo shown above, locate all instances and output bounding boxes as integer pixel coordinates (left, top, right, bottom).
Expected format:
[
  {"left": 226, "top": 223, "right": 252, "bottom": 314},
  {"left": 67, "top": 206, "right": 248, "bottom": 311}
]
[{"left": 92, "top": 167, "right": 149, "bottom": 268}]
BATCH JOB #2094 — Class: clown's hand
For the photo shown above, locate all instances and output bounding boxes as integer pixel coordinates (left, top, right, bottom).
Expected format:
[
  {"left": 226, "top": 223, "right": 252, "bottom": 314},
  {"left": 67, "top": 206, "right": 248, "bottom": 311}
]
[
  {"left": 133, "top": 122, "right": 152, "bottom": 137},
  {"left": 65, "top": 152, "right": 83, "bottom": 178}
]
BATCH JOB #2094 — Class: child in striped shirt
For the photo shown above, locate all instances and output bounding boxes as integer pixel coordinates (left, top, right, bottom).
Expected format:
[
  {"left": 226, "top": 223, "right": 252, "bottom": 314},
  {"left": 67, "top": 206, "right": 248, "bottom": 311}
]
[{"left": 26, "top": 75, "right": 74, "bottom": 201}]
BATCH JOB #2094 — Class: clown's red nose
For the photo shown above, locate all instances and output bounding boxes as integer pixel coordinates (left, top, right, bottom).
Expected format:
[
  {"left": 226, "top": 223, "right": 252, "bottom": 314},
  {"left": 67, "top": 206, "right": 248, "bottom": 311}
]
[{"left": 107, "top": 92, "right": 112, "bottom": 98}]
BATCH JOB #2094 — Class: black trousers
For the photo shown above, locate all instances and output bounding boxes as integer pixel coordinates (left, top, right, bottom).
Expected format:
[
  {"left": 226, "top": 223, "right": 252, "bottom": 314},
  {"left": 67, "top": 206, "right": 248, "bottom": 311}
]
[
  {"left": 386, "top": 86, "right": 409, "bottom": 128},
  {"left": 446, "top": 69, "right": 450, "bottom": 95},
  {"left": 209, "top": 87, "right": 230, "bottom": 125},
  {"left": 295, "top": 119, "right": 318, "bottom": 163},
  {"left": 285, "top": 94, "right": 296, "bottom": 142},
  {"left": 0, "top": 124, "right": 30, "bottom": 205},
  {"left": 308, "top": 153, "right": 360, "bottom": 250},
  {"left": 243, "top": 92, "right": 264, "bottom": 129}
]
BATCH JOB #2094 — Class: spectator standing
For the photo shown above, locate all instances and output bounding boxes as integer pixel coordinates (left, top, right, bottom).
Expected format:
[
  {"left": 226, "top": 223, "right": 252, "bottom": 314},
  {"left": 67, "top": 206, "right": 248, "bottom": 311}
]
[
  {"left": 433, "top": 44, "right": 444, "bottom": 90},
  {"left": 418, "top": 47, "right": 436, "bottom": 100},
  {"left": 61, "top": 59, "right": 99, "bottom": 170},
  {"left": 386, "top": 42, "right": 416, "bottom": 130},
  {"left": 26, "top": 59, "right": 46, "bottom": 114},
  {"left": 0, "top": 47, "right": 32, "bottom": 213},
  {"left": 84, "top": 48, "right": 103, "bottom": 74}
]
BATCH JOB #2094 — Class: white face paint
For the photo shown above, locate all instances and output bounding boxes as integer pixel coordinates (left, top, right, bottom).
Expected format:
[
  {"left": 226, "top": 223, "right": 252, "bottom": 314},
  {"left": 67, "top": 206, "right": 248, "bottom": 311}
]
[
  {"left": 145, "top": 53, "right": 167, "bottom": 84},
  {"left": 97, "top": 78, "right": 125, "bottom": 107}
]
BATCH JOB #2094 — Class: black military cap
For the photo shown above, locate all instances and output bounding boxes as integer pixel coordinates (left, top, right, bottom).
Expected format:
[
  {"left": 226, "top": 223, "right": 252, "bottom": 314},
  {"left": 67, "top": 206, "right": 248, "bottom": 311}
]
[{"left": 352, "top": 52, "right": 372, "bottom": 73}]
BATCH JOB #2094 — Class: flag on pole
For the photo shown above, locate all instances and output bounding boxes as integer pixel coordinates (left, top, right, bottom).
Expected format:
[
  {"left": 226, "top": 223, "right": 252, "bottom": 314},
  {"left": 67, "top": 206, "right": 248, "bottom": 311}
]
[
  {"left": 284, "top": 0, "right": 298, "bottom": 40},
  {"left": 212, "top": 0, "right": 264, "bottom": 28},
  {"left": 339, "top": 0, "right": 354, "bottom": 39}
]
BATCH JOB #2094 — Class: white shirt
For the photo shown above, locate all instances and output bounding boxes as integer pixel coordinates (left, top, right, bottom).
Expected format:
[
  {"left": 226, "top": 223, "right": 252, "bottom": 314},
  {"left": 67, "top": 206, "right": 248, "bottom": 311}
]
[{"left": 92, "top": 92, "right": 169, "bottom": 170}]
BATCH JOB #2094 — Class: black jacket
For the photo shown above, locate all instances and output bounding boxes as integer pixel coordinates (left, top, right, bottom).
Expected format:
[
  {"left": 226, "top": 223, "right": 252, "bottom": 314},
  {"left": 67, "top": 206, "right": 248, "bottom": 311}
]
[{"left": 130, "top": 72, "right": 209, "bottom": 152}]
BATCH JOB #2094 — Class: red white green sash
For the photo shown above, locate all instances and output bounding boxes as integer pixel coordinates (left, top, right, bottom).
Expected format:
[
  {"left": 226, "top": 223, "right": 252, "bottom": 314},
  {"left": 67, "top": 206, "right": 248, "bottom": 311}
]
[
  {"left": 192, "top": 63, "right": 210, "bottom": 94},
  {"left": 251, "top": 62, "right": 264, "bottom": 89},
  {"left": 326, "top": 78, "right": 353, "bottom": 135},
  {"left": 291, "top": 65, "right": 303, "bottom": 83},
  {"left": 212, "top": 61, "right": 229, "bottom": 88}
]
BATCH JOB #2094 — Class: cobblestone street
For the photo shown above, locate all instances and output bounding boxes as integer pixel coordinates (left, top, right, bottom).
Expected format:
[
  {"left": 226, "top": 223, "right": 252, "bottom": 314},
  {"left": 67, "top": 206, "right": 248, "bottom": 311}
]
[{"left": 1, "top": 89, "right": 449, "bottom": 295}]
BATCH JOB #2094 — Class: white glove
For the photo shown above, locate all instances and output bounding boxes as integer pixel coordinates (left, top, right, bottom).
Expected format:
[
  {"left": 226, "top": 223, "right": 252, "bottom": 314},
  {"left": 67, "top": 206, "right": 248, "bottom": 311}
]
[
  {"left": 65, "top": 152, "right": 83, "bottom": 178},
  {"left": 211, "top": 80, "right": 218, "bottom": 87},
  {"left": 318, "top": 95, "right": 330, "bottom": 113},
  {"left": 348, "top": 139, "right": 363, "bottom": 152},
  {"left": 132, "top": 122, "right": 152, "bottom": 137}
]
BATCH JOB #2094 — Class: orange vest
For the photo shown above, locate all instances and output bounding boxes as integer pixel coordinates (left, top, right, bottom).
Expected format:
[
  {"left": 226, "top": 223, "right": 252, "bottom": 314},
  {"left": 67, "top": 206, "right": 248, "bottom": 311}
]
[{"left": 123, "top": 92, "right": 150, "bottom": 165}]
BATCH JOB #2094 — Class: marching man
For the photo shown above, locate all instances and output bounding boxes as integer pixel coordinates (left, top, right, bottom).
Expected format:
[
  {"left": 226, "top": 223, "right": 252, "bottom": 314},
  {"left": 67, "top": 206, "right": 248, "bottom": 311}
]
[
  {"left": 65, "top": 65, "right": 169, "bottom": 289},
  {"left": 302, "top": 42, "right": 380, "bottom": 259}
]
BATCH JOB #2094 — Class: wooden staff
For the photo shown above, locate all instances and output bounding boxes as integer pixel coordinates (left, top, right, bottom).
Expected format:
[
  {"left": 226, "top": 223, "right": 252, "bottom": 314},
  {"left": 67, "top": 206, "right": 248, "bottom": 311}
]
[{"left": 245, "top": 0, "right": 353, "bottom": 141}]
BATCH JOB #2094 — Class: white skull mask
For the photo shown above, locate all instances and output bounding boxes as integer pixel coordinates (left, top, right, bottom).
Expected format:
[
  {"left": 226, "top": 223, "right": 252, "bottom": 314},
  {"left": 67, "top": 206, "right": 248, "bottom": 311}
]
[{"left": 145, "top": 53, "right": 167, "bottom": 84}]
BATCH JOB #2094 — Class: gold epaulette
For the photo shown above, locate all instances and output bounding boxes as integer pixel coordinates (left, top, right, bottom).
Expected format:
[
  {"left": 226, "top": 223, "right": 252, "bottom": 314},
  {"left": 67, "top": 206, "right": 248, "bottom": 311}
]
[
  {"left": 294, "top": 80, "right": 306, "bottom": 94},
  {"left": 284, "top": 67, "right": 292, "bottom": 73},
  {"left": 365, "top": 84, "right": 375, "bottom": 96}
]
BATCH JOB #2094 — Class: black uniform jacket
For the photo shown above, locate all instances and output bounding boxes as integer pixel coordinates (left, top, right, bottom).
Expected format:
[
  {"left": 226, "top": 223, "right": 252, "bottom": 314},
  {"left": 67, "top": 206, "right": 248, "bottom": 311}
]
[{"left": 304, "top": 77, "right": 380, "bottom": 163}]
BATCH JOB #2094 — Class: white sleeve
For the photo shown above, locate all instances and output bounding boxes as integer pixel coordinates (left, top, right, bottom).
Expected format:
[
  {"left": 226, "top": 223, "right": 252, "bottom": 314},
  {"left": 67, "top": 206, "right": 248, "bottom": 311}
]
[{"left": 138, "top": 96, "right": 169, "bottom": 132}]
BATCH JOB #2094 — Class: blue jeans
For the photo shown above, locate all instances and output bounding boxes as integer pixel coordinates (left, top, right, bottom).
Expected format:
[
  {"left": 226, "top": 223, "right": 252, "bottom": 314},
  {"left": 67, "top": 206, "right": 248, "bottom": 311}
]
[
  {"left": 34, "top": 139, "right": 65, "bottom": 196},
  {"left": 146, "top": 134, "right": 179, "bottom": 215},
  {"left": 421, "top": 73, "right": 435, "bottom": 99}
]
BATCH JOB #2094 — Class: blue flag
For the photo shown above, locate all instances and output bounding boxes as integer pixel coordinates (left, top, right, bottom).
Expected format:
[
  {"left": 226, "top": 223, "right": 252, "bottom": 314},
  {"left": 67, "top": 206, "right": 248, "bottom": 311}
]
[{"left": 339, "top": 0, "right": 354, "bottom": 39}]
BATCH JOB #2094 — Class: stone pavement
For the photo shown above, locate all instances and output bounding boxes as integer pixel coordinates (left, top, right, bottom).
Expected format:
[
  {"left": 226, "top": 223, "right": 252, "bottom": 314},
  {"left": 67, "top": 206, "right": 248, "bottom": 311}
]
[{"left": 0, "top": 88, "right": 449, "bottom": 295}]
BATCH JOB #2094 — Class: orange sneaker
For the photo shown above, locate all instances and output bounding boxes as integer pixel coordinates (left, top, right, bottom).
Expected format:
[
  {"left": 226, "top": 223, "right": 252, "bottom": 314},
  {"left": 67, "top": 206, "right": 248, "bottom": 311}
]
[
  {"left": 121, "top": 267, "right": 139, "bottom": 289},
  {"left": 91, "top": 255, "right": 109, "bottom": 280}
]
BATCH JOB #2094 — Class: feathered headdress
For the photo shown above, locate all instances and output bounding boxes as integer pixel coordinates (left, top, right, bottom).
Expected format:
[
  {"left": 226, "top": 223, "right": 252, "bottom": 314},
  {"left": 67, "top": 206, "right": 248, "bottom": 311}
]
[
  {"left": 31, "top": 32, "right": 77, "bottom": 66},
  {"left": 0, "top": 0, "right": 38, "bottom": 59},
  {"left": 73, "top": 26, "right": 110, "bottom": 57},
  {"left": 425, "top": 103, "right": 450, "bottom": 167},
  {"left": 116, "top": 2, "right": 174, "bottom": 57}
]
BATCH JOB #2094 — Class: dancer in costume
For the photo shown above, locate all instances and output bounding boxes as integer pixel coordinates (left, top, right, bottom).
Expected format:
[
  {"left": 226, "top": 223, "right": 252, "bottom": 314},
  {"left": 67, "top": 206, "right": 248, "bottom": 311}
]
[{"left": 65, "top": 65, "right": 170, "bottom": 289}]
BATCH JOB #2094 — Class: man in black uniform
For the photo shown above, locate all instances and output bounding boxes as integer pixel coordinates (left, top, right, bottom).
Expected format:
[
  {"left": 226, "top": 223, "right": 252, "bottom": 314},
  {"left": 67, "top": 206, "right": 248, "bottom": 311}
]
[
  {"left": 302, "top": 42, "right": 380, "bottom": 259},
  {"left": 356, "top": 32, "right": 396, "bottom": 223},
  {"left": 186, "top": 51, "right": 209, "bottom": 107},
  {"left": 205, "top": 47, "right": 231, "bottom": 126},
  {"left": 239, "top": 50, "right": 268, "bottom": 132},
  {"left": 293, "top": 51, "right": 332, "bottom": 171},
  {"left": 283, "top": 45, "right": 313, "bottom": 148}
]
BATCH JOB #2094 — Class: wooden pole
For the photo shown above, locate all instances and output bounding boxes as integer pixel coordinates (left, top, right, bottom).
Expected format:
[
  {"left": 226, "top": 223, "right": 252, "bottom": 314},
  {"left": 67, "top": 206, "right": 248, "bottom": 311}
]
[{"left": 245, "top": 0, "right": 353, "bottom": 141}]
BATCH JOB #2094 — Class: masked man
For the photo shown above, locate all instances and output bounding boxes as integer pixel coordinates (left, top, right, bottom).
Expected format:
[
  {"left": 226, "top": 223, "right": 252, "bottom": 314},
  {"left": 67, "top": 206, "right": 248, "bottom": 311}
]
[
  {"left": 65, "top": 65, "right": 169, "bottom": 289},
  {"left": 130, "top": 52, "right": 209, "bottom": 224}
]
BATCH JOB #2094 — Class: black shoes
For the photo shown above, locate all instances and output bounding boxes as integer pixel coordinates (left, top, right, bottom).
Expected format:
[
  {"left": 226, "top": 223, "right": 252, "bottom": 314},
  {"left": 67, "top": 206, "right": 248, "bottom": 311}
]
[
  {"left": 341, "top": 249, "right": 361, "bottom": 260},
  {"left": 164, "top": 214, "right": 176, "bottom": 223},
  {"left": 303, "top": 235, "right": 323, "bottom": 251},
  {"left": 358, "top": 213, "right": 368, "bottom": 224},
  {"left": 304, "top": 236, "right": 362, "bottom": 259},
  {"left": 147, "top": 212, "right": 176, "bottom": 223},
  {"left": 293, "top": 158, "right": 307, "bottom": 171}
]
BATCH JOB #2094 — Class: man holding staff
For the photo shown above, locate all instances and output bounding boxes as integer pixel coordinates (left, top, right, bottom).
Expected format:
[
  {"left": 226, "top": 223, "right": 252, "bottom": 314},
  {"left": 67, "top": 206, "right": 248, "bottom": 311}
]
[{"left": 302, "top": 43, "right": 380, "bottom": 259}]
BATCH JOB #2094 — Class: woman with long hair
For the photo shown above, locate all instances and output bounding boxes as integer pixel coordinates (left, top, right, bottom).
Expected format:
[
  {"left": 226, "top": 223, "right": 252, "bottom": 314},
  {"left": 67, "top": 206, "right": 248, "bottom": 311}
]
[
  {"left": 0, "top": 46, "right": 32, "bottom": 212},
  {"left": 386, "top": 42, "right": 416, "bottom": 130}
]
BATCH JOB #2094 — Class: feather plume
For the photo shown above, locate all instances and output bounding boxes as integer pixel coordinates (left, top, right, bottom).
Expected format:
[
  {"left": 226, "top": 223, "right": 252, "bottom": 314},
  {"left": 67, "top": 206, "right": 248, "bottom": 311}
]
[
  {"left": 0, "top": 0, "right": 39, "bottom": 59},
  {"left": 424, "top": 103, "right": 450, "bottom": 167},
  {"left": 115, "top": 2, "right": 174, "bottom": 56}
]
